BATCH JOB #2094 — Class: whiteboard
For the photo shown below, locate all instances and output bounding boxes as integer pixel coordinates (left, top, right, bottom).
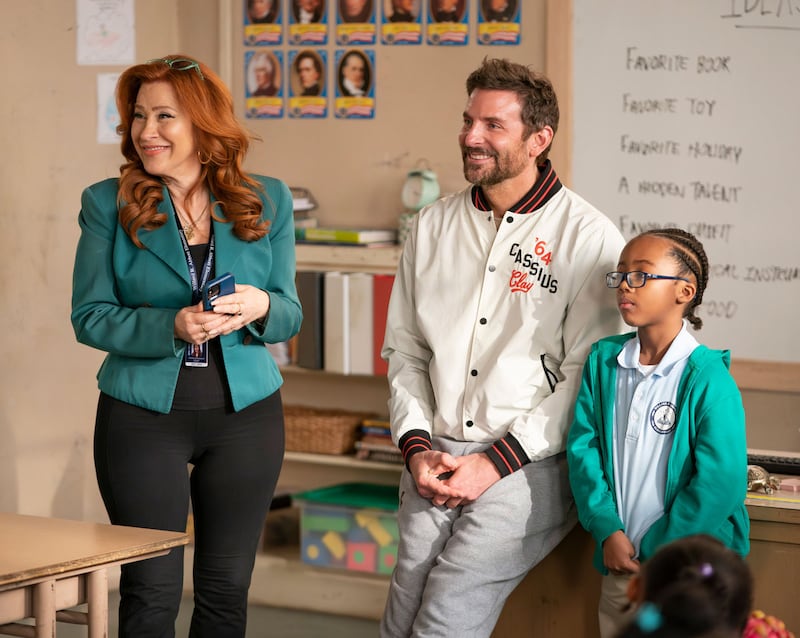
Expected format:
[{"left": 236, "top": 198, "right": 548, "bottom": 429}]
[{"left": 572, "top": 0, "right": 800, "bottom": 363}]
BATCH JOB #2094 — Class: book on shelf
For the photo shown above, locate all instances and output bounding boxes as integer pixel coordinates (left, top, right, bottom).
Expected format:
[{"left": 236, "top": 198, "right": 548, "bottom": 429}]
[
  {"left": 290, "top": 186, "right": 317, "bottom": 212},
  {"left": 361, "top": 419, "right": 392, "bottom": 436},
  {"left": 296, "top": 227, "right": 398, "bottom": 245},
  {"left": 355, "top": 449, "right": 404, "bottom": 464},
  {"left": 295, "top": 271, "right": 325, "bottom": 370},
  {"left": 359, "top": 437, "right": 394, "bottom": 452},
  {"left": 354, "top": 440, "right": 403, "bottom": 464},
  {"left": 356, "top": 439, "right": 400, "bottom": 451},
  {"left": 355, "top": 418, "right": 400, "bottom": 464},
  {"left": 291, "top": 272, "right": 395, "bottom": 376},
  {"left": 362, "top": 418, "right": 390, "bottom": 425},
  {"left": 348, "top": 273, "right": 374, "bottom": 375},
  {"left": 323, "top": 272, "right": 349, "bottom": 374},
  {"left": 360, "top": 430, "right": 392, "bottom": 441}
]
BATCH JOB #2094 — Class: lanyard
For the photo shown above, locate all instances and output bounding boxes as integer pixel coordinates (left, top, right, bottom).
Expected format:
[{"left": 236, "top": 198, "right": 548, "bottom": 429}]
[{"left": 173, "top": 207, "right": 215, "bottom": 304}]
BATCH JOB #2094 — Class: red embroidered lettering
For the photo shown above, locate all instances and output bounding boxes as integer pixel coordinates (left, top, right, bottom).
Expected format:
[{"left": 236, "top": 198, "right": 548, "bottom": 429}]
[{"left": 509, "top": 270, "right": 534, "bottom": 293}]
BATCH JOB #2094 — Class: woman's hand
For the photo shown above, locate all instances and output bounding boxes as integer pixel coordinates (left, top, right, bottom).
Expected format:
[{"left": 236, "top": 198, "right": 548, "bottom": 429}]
[
  {"left": 174, "top": 285, "right": 270, "bottom": 343},
  {"left": 174, "top": 302, "right": 216, "bottom": 345},
  {"left": 205, "top": 284, "right": 270, "bottom": 337}
]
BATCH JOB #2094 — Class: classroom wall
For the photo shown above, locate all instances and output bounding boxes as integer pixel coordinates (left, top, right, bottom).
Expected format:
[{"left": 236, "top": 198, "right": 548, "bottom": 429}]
[
  {"left": 227, "top": 4, "right": 547, "bottom": 227},
  {"left": 0, "top": 0, "right": 796, "bottom": 523},
  {"left": 0, "top": 0, "right": 547, "bottom": 519},
  {"left": 2, "top": 2, "right": 131, "bottom": 519},
  {"left": 0, "top": 0, "right": 219, "bottom": 520}
]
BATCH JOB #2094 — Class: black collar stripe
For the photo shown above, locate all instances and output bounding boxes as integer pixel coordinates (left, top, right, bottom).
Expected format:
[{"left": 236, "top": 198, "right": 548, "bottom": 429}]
[
  {"left": 517, "top": 163, "right": 557, "bottom": 211},
  {"left": 473, "top": 186, "right": 487, "bottom": 211},
  {"left": 471, "top": 160, "right": 563, "bottom": 215}
]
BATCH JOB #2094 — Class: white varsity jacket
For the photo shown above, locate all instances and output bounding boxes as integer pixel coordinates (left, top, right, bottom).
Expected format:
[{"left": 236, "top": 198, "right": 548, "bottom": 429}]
[{"left": 383, "top": 163, "right": 625, "bottom": 474}]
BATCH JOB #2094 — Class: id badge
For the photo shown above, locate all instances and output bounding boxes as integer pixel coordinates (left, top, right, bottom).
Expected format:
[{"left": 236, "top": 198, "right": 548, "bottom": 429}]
[{"left": 185, "top": 342, "right": 209, "bottom": 367}]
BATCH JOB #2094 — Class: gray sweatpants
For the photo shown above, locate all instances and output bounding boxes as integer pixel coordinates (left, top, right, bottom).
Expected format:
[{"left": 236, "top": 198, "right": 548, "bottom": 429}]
[{"left": 380, "top": 438, "right": 576, "bottom": 638}]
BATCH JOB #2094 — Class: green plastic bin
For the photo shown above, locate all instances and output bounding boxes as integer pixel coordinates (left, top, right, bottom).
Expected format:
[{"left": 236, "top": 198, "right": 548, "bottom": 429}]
[{"left": 293, "top": 482, "right": 399, "bottom": 575}]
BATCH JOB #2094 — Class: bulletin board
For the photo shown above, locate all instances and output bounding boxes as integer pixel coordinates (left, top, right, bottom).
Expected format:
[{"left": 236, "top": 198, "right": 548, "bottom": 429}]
[
  {"left": 546, "top": 0, "right": 800, "bottom": 391},
  {"left": 217, "top": 0, "right": 535, "bottom": 229}
]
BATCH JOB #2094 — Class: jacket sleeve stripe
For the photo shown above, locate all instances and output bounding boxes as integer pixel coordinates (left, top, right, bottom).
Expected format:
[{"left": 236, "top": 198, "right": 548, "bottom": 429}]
[
  {"left": 399, "top": 430, "right": 433, "bottom": 468},
  {"left": 485, "top": 433, "right": 530, "bottom": 478}
]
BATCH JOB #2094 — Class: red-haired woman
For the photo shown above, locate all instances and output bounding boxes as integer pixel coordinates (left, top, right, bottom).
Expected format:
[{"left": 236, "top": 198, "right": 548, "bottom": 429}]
[{"left": 71, "top": 55, "right": 301, "bottom": 637}]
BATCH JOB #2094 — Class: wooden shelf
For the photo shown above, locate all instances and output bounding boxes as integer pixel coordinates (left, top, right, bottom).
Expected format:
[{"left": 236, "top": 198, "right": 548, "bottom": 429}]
[
  {"left": 249, "top": 546, "right": 389, "bottom": 619},
  {"left": 257, "top": 241, "right": 401, "bottom": 619},
  {"left": 280, "top": 364, "right": 388, "bottom": 380},
  {"left": 284, "top": 451, "right": 402, "bottom": 473},
  {"left": 279, "top": 452, "right": 399, "bottom": 500},
  {"left": 295, "top": 243, "right": 402, "bottom": 274},
  {"left": 183, "top": 545, "right": 390, "bottom": 620}
]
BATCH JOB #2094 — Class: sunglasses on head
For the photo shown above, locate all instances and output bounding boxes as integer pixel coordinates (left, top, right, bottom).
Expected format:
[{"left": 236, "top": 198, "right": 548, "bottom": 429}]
[{"left": 147, "top": 57, "right": 204, "bottom": 80}]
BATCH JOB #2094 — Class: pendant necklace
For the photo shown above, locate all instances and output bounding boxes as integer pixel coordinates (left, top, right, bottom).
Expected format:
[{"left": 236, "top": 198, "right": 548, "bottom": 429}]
[{"left": 176, "top": 202, "right": 209, "bottom": 241}]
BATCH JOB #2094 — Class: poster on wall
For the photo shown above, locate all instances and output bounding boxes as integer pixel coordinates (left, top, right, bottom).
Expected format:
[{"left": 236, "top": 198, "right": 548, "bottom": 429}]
[
  {"left": 334, "top": 48, "right": 375, "bottom": 119},
  {"left": 288, "top": 49, "right": 328, "bottom": 118},
  {"left": 427, "top": 0, "right": 468, "bottom": 46},
  {"left": 380, "top": 0, "right": 422, "bottom": 44},
  {"left": 477, "top": 0, "right": 520, "bottom": 45},
  {"left": 289, "top": 0, "right": 329, "bottom": 45},
  {"left": 97, "top": 73, "right": 121, "bottom": 144},
  {"left": 244, "top": 50, "right": 284, "bottom": 118},
  {"left": 244, "top": 0, "right": 283, "bottom": 45},
  {"left": 77, "top": 0, "right": 135, "bottom": 65},
  {"left": 336, "top": 0, "right": 377, "bottom": 45}
]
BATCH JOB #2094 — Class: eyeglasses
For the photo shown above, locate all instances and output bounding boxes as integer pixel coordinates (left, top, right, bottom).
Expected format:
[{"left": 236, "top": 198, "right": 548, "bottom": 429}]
[
  {"left": 606, "top": 271, "right": 690, "bottom": 288},
  {"left": 147, "top": 57, "right": 204, "bottom": 80}
]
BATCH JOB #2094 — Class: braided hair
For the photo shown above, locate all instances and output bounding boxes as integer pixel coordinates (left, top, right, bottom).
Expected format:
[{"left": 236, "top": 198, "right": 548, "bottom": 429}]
[{"left": 642, "top": 228, "right": 709, "bottom": 330}]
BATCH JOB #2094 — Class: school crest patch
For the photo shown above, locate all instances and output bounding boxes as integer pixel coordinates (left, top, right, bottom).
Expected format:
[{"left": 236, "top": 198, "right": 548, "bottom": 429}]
[{"left": 650, "top": 401, "right": 677, "bottom": 434}]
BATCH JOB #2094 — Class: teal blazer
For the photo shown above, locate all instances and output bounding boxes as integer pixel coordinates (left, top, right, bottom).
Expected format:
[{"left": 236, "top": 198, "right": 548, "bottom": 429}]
[{"left": 71, "top": 175, "right": 302, "bottom": 414}]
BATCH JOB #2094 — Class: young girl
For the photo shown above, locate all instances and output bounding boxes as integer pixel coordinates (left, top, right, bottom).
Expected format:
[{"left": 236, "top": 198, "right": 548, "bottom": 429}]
[
  {"left": 616, "top": 534, "right": 795, "bottom": 638},
  {"left": 566, "top": 228, "right": 750, "bottom": 638},
  {"left": 615, "top": 534, "right": 753, "bottom": 638}
]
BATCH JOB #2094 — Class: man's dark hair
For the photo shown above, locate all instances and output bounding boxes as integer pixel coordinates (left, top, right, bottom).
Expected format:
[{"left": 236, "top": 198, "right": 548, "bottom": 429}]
[{"left": 466, "top": 58, "right": 559, "bottom": 161}]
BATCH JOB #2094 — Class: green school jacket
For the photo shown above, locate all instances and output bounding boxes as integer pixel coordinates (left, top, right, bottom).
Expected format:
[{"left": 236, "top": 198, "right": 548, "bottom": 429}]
[{"left": 566, "top": 332, "right": 750, "bottom": 574}]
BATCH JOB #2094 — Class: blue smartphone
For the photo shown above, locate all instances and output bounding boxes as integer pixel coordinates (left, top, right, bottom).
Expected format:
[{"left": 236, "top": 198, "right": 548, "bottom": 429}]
[{"left": 203, "top": 272, "right": 235, "bottom": 310}]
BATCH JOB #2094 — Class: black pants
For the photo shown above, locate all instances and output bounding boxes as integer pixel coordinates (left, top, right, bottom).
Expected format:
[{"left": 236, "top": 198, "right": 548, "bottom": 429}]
[{"left": 94, "top": 391, "right": 285, "bottom": 638}]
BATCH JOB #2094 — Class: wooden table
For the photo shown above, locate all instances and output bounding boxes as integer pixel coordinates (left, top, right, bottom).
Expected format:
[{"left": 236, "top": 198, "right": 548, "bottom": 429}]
[
  {"left": 0, "top": 513, "right": 189, "bottom": 638},
  {"left": 745, "top": 488, "right": 800, "bottom": 633}
]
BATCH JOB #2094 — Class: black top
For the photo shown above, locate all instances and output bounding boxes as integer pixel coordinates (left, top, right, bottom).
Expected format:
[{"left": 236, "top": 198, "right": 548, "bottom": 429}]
[{"left": 171, "top": 243, "right": 231, "bottom": 411}]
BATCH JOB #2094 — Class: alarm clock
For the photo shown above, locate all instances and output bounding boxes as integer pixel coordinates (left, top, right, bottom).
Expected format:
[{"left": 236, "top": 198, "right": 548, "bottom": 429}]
[{"left": 401, "top": 169, "right": 440, "bottom": 212}]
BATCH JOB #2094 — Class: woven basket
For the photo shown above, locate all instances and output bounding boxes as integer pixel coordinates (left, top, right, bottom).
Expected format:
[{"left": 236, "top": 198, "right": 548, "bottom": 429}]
[{"left": 283, "top": 405, "right": 375, "bottom": 455}]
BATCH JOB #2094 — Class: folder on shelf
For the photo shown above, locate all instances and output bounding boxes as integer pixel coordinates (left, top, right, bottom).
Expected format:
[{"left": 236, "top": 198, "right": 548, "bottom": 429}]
[
  {"left": 296, "top": 227, "right": 398, "bottom": 245},
  {"left": 372, "top": 274, "right": 394, "bottom": 376},
  {"left": 348, "top": 273, "right": 374, "bottom": 376},
  {"left": 324, "top": 272, "right": 349, "bottom": 374},
  {"left": 295, "top": 271, "right": 325, "bottom": 370},
  {"left": 305, "top": 271, "right": 395, "bottom": 377}
]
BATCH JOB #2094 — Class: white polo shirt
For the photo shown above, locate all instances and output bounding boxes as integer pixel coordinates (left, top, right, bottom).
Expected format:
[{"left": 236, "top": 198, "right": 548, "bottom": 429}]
[{"left": 613, "top": 321, "right": 700, "bottom": 556}]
